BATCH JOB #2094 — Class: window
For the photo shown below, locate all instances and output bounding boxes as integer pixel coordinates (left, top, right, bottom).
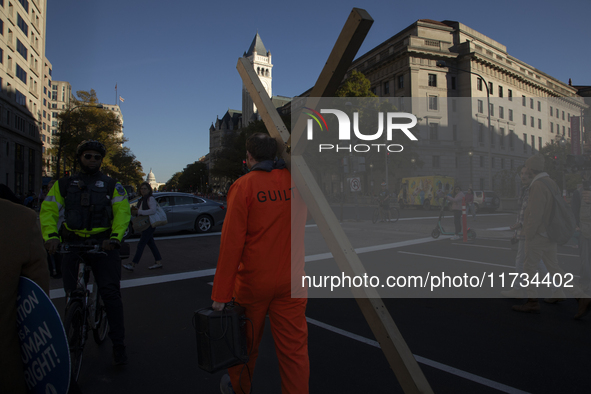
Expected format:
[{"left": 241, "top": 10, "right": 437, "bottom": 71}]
[
  {"left": 428, "top": 95, "right": 438, "bottom": 110},
  {"left": 531, "top": 135, "right": 535, "bottom": 151},
  {"left": 508, "top": 89, "right": 512, "bottom": 101},
  {"left": 17, "top": 14, "right": 28, "bottom": 36},
  {"left": 0, "top": 19, "right": 3, "bottom": 36},
  {"left": 509, "top": 130, "right": 514, "bottom": 149},
  {"left": 538, "top": 118, "right": 542, "bottom": 129},
  {"left": 477, "top": 78, "right": 483, "bottom": 91},
  {"left": 522, "top": 96, "right": 526, "bottom": 106},
  {"left": 500, "top": 128, "right": 505, "bottom": 147},
  {"left": 550, "top": 106, "right": 553, "bottom": 116},
  {"left": 432, "top": 156, "right": 440, "bottom": 168},
  {"left": 16, "top": 64, "right": 26, "bottom": 82},
  {"left": 428, "top": 73, "right": 437, "bottom": 87},
  {"left": 523, "top": 114, "right": 527, "bottom": 125},
  {"left": 384, "top": 81, "right": 389, "bottom": 95},
  {"left": 530, "top": 98, "right": 534, "bottom": 109},
  {"left": 478, "top": 124, "right": 484, "bottom": 143},
  {"left": 0, "top": 48, "right": 3, "bottom": 64},
  {"left": 569, "top": 127, "right": 571, "bottom": 137},
  {"left": 538, "top": 101, "right": 541, "bottom": 112},
  {"left": 523, "top": 134, "right": 528, "bottom": 153},
  {"left": 563, "top": 125, "right": 565, "bottom": 135},
  {"left": 429, "top": 123, "right": 438, "bottom": 140},
  {"left": 539, "top": 137, "right": 542, "bottom": 150},
  {"left": 478, "top": 100, "right": 484, "bottom": 114},
  {"left": 530, "top": 116, "right": 534, "bottom": 127},
  {"left": 451, "top": 76, "right": 456, "bottom": 90},
  {"left": 509, "top": 109, "right": 513, "bottom": 121},
  {"left": 16, "top": 39, "right": 26, "bottom": 59},
  {"left": 488, "top": 82, "right": 493, "bottom": 94},
  {"left": 15, "top": 89, "right": 25, "bottom": 108},
  {"left": 452, "top": 125, "right": 457, "bottom": 141},
  {"left": 556, "top": 110, "right": 559, "bottom": 119},
  {"left": 18, "top": 0, "right": 29, "bottom": 12},
  {"left": 498, "top": 86, "right": 503, "bottom": 97},
  {"left": 562, "top": 111, "right": 565, "bottom": 120},
  {"left": 397, "top": 75, "right": 403, "bottom": 89},
  {"left": 499, "top": 106, "right": 504, "bottom": 119},
  {"left": 490, "top": 103, "right": 494, "bottom": 117},
  {"left": 551, "top": 122, "right": 554, "bottom": 133},
  {"left": 490, "top": 126, "right": 495, "bottom": 146}
]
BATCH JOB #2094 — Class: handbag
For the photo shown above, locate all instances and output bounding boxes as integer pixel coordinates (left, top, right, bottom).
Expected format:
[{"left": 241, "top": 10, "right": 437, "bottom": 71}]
[
  {"left": 132, "top": 215, "right": 150, "bottom": 232},
  {"left": 149, "top": 204, "right": 168, "bottom": 228}
]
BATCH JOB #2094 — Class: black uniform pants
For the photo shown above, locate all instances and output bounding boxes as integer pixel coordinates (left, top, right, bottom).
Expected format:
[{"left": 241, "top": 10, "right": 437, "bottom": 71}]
[{"left": 62, "top": 249, "right": 125, "bottom": 347}]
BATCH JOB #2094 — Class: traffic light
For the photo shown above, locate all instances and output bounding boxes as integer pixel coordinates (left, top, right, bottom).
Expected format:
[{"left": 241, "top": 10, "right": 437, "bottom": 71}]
[
  {"left": 552, "top": 155, "right": 559, "bottom": 170},
  {"left": 65, "top": 170, "right": 70, "bottom": 177}
]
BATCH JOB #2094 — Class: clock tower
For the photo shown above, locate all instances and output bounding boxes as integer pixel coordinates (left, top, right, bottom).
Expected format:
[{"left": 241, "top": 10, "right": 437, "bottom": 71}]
[{"left": 242, "top": 33, "right": 272, "bottom": 127}]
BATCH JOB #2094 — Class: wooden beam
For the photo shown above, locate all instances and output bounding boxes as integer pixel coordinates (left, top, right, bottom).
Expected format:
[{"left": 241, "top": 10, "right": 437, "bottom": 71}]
[
  {"left": 236, "top": 8, "right": 434, "bottom": 394},
  {"left": 291, "top": 8, "right": 374, "bottom": 156}
]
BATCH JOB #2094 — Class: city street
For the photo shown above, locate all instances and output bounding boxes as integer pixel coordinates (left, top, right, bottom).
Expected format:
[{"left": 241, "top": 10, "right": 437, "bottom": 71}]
[{"left": 48, "top": 208, "right": 591, "bottom": 394}]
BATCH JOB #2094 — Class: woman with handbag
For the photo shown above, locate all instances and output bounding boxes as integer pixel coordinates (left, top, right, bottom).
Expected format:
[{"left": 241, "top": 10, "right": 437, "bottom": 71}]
[{"left": 123, "top": 182, "right": 163, "bottom": 271}]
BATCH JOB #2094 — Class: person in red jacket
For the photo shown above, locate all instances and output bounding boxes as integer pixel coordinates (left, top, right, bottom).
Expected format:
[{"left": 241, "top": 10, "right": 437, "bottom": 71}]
[{"left": 212, "top": 133, "right": 309, "bottom": 394}]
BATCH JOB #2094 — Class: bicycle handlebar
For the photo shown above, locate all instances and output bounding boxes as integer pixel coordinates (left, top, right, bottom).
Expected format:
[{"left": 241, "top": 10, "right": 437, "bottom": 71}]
[{"left": 59, "top": 243, "right": 104, "bottom": 254}]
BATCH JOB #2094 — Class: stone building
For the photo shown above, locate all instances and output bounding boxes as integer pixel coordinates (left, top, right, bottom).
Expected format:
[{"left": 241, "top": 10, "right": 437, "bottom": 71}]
[
  {"left": 346, "top": 19, "right": 587, "bottom": 191},
  {"left": 0, "top": 0, "right": 50, "bottom": 195}
]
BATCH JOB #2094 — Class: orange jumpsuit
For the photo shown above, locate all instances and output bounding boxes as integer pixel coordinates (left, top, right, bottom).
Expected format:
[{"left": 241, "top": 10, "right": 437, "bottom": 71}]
[{"left": 211, "top": 165, "right": 309, "bottom": 394}]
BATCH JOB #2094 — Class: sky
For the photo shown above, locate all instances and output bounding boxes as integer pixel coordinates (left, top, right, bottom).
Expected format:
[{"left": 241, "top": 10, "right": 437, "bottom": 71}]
[{"left": 45, "top": 0, "right": 591, "bottom": 183}]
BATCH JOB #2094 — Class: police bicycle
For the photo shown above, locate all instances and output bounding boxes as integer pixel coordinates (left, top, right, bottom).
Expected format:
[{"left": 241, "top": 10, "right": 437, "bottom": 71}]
[
  {"left": 371, "top": 197, "right": 400, "bottom": 224},
  {"left": 59, "top": 242, "right": 109, "bottom": 381}
]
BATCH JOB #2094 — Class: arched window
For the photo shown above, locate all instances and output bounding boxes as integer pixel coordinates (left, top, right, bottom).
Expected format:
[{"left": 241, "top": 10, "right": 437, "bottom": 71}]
[
  {"left": 257, "top": 67, "right": 260, "bottom": 75},
  {"left": 265, "top": 69, "right": 269, "bottom": 77}
]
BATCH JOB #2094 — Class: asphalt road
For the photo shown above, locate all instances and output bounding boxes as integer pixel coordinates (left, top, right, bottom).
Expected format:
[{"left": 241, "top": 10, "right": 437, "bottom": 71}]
[{"left": 48, "top": 209, "right": 591, "bottom": 394}]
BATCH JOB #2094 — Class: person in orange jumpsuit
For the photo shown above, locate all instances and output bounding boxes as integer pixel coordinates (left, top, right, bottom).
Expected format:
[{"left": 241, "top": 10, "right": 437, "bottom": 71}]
[{"left": 212, "top": 133, "right": 309, "bottom": 394}]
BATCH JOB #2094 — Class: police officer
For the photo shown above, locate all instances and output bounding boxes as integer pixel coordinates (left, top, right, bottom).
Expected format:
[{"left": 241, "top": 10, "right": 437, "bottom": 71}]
[{"left": 40, "top": 140, "right": 131, "bottom": 365}]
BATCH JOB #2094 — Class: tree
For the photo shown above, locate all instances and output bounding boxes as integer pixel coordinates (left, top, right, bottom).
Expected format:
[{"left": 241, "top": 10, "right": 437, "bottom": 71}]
[
  {"left": 108, "top": 147, "right": 145, "bottom": 187},
  {"left": 178, "top": 161, "right": 208, "bottom": 193},
  {"left": 50, "top": 90, "right": 123, "bottom": 178},
  {"left": 336, "top": 70, "right": 377, "bottom": 98},
  {"left": 165, "top": 172, "right": 182, "bottom": 191}
]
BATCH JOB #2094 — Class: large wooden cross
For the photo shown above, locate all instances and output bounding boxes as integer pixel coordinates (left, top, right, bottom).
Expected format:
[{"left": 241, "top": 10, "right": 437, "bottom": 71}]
[{"left": 237, "top": 8, "right": 433, "bottom": 393}]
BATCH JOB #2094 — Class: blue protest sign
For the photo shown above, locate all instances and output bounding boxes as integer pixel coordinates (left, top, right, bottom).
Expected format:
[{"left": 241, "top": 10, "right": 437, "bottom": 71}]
[{"left": 17, "top": 277, "right": 70, "bottom": 394}]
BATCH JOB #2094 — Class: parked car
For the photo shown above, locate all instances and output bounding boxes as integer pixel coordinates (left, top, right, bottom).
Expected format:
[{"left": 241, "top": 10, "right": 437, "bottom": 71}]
[
  {"left": 124, "top": 192, "right": 226, "bottom": 238},
  {"left": 472, "top": 190, "right": 500, "bottom": 212}
]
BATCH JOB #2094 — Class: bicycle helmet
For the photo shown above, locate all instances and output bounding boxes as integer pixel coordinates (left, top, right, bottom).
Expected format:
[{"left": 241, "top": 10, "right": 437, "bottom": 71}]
[{"left": 76, "top": 140, "right": 106, "bottom": 157}]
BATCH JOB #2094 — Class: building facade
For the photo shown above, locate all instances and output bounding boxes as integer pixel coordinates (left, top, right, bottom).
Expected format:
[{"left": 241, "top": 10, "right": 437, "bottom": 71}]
[
  {"left": 0, "top": 0, "right": 49, "bottom": 195},
  {"left": 347, "top": 19, "right": 586, "bottom": 191}
]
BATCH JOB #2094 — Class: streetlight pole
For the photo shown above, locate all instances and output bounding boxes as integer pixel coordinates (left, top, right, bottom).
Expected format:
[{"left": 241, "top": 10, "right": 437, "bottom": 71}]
[
  {"left": 437, "top": 61, "right": 492, "bottom": 189},
  {"left": 55, "top": 103, "right": 104, "bottom": 178}
]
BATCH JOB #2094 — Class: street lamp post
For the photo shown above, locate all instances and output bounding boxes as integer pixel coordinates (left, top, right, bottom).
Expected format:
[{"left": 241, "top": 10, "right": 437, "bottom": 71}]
[
  {"left": 56, "top": 103, "right": 104, "bottom": 178},
  {"left": 437, "top": 61, "right": 492, "bottom": 190},
  {"left": 468, "top": 150, "right": 474, "bottom": 188}
]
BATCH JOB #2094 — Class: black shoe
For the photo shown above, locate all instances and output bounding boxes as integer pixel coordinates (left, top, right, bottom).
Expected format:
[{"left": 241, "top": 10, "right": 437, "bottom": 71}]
[{"left": 113, "top": 345, "right": 128, "bottom": 366}]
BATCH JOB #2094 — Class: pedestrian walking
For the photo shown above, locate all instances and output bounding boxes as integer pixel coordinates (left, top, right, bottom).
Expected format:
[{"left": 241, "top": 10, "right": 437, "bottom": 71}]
[
  {"left": 502, "top": 166, "right": 557, "bottom": 300},
  {"left": 571, "top": 171, "right": 591, "bottom": 293},
  {"left": 124, "top": 182, "right": 163, "bottom": 271},
  {"left": 446, "top": 185, "right": 465, "bottom": 240},
  {"left": 212, "top": 133, "right": 309, "bottom": 394},
  {"left": 465, "top": 188, "right": 476, "bottom": 219},
  {"left": 512, "top": 154, "right": 591, "bottom": 317}
]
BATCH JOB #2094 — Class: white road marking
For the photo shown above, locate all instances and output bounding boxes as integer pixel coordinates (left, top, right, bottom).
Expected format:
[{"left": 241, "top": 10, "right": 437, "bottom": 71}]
[
  {"left": 306, "top": 317, "right": 530, "bottom": 394},
  {"left": 126, "top": 232, "right": 222, "bottom": 243},
  {"left": 398, "top": 251, "right": 514, "bottom": 270}
]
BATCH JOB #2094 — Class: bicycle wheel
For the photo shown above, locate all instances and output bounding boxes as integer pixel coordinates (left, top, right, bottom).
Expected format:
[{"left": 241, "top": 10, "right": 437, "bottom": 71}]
[
  {"left": 372, "top": 208, "right": 380, "bottom": 224},
  {"left": 64, "top": 300, "right": 85, "bottom": 381},
  {"left": 92, "top": 294, "right": 109, "bottom": 344},
  {"left": 389, "top": 208, "right": 400, "bottom": 223}
]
